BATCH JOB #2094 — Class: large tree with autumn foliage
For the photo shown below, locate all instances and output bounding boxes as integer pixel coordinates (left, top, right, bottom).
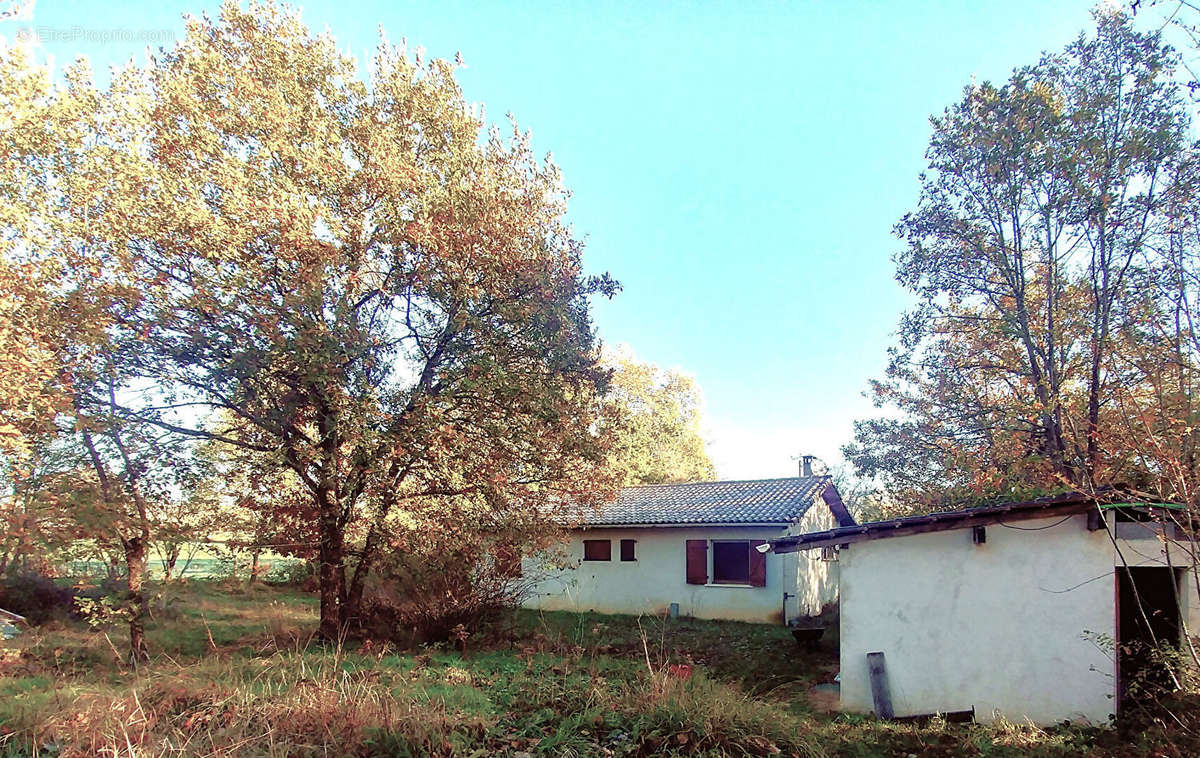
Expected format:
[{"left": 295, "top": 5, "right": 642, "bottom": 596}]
[
  {"left": 846, "top": 10, "right": 1198, "bottom": 510},
  {"left": 1, "top": 1, "right": 618, "bottom": 642}
]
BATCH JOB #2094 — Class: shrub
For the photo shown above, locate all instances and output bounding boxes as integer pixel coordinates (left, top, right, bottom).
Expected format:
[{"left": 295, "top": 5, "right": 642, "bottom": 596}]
[
  {"left": 356, "top": 545, "right": 528, "bottom": 646},
  {"left": 0, "top": 571, "right": 76, "bottom": 625},
  {"left": 264, "top": 559, "right": 315, "bottom": 587}
]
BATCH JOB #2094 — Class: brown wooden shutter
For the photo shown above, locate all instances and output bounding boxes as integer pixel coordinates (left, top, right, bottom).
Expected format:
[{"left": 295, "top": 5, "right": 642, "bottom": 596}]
[
  {"left": 749, "top": 540, "right": 767, "bottom": 587},
  {"left": 620, "top": 539, "right": 636, "bottom": 562},
  {"left": 685, "top": 540, "right": 707, "bottom": 585},
  {"left": 584, "top": 539, "right": 611, "bottom": 561}
]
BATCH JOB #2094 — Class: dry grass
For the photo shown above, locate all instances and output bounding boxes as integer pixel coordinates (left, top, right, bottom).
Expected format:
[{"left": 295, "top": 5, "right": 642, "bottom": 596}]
[
  {"left": 10, "top": 654, "right": 488, "bottom": 757},
  {"left": 1, "top": 643, "right": 809, "bottom": 757}
]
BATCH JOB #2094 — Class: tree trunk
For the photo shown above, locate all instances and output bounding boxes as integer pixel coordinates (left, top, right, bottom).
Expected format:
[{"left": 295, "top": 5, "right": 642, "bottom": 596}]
[
  {"left": 124, "top": 535, "right": 150, "bottom": 665},
  {"left": 163, "top": 544, "right": 180, "bottom": 583},
  {"left": 1013, "top": 296, "right": 1069, "bottom": 480},
  {"left": 345, "top": 459, "right": 406, "bottom": 623},
  {"left": 1086, "top": 345, "right": 1103, "bottom": 482},
  {"left": 345, "top": 524, "right": 380, "bottom": 623},
  {"left": 248, "top": 549, "right": 261, "bottom": 585},
  {"left": 158, "top": 544, "right": 181, "bottom": 615},
  {"left": 313, "top": 396, "right": 350, "bottom": 641},
  {"left": 316, "top": 508, "right": 346, "bottom": 641}
]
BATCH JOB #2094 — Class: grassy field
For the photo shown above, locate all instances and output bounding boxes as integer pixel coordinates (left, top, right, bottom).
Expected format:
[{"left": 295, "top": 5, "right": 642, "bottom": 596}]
[
  {"left": 0, "top": 582, "right": 1193, "bottom": 757},
  {"left": 67, "top": 549, "right": 306, "bottom": 581}
]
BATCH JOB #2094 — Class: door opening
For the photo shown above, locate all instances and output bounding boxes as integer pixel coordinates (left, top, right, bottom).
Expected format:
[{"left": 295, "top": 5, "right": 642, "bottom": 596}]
[{"left": 1116, "top": 566, "right": 1182, "bottom": 708}]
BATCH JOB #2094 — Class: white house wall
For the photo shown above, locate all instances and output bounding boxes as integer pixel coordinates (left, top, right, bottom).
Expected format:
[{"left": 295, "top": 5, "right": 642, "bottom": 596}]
[
  {"left": 839, "top": 515, "right": 1117, "bottom": 724},
  {"left": 524, "top": 526, "right": 799, "bottom": 623},
  {"left": 786, "top": 495, "right": 840, "bottom": 619}
]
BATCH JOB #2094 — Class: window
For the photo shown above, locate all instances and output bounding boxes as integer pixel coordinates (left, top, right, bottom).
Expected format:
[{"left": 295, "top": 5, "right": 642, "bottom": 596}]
[
  {"left": 583, "top": 539, "right": 611, "bottom": 561},
  {"left": 711, "top": 541, "right": 751, "bottom": 584},
  {"left": 620, "top": 539, "right": 637, "bottom": 562},
  {"left": 703, "top": 540, "right": 767, "bottom": 586}
]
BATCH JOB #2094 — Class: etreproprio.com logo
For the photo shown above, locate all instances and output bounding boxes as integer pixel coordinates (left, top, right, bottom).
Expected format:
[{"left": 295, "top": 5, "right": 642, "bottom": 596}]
[{"left": 13, "top": 25, "right": 176, "bottom": 45}]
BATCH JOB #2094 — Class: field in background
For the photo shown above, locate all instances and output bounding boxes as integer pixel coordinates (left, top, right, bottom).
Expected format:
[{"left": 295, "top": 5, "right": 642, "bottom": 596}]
[
  {"left": 0, "top": 582, "right": 1194, "bottom": 757},
  {"left": 65, "top": 547, "right": 306, "bottom": 582}
]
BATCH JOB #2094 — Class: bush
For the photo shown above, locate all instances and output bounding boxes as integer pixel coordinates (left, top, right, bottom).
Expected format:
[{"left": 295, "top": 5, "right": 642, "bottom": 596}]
[
  {"left": 0, "top": 570, "right": 77, "bottom": 625},
  {"left": 264, "top": 559, "right": 315, "bottom": 587},
  {"left": 356, "top": 545, "right": 527, "bottom": 646}
]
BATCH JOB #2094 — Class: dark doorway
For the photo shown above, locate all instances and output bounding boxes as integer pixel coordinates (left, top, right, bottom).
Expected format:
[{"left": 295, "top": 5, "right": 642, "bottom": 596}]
[{"left": 1117, "top": 566, "right": 1182, "bottom": 707}]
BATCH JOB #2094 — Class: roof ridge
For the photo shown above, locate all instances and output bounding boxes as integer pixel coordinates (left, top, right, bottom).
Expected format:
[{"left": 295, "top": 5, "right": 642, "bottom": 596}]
[{"left": 621, "top": 474, "right": 831, "bottom": 490}]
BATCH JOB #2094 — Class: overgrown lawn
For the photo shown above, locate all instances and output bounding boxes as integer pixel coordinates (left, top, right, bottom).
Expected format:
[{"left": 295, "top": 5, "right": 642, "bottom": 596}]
[{"left": 0, "top": 582, "right": 1193, "bottom": 757}]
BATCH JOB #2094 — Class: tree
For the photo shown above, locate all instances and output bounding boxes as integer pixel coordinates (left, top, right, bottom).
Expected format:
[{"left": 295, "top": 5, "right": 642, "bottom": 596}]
[
  {"left": 846, "top": 10, "right": 1193, "bottom": 510},
  {"left": 822, "top": 462, "right": 906, "bottom": 523},
  {"left": 0, "top": 37, "right": 184, "bottom": 662},
  {"left": 601, "top": 348, "right": 717, "bottom": 485},
  {"left": 0, "top": 1, "right": 618, "bottom": 641}
]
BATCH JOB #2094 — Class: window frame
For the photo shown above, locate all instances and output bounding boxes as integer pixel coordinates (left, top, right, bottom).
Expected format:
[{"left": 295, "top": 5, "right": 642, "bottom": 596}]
[
  {"left": 620, "top": 539, "right": 637, "bottom": 562},
  {"left": 710, "top": 540, "right": 752, "bottom": 585},
  {"left": 582, "top": 539, "right": 612, "bottom": 562}
]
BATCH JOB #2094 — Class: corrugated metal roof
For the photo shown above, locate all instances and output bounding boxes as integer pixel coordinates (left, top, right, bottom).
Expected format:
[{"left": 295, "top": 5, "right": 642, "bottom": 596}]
[
  {"left": 578, "top": 476, "right": 832, "bottom": 526},
  {"left": 768, "top": 487, "right": 1160, "bottom": 552}
]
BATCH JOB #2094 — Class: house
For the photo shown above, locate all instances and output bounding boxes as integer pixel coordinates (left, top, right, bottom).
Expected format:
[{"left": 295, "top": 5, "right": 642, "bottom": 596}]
[
  {"left": 769, "top": 492, "right": 1200, "bottom": 725},
  {"left": 522, "top": 466, "right": 853, "bottom": 624}
]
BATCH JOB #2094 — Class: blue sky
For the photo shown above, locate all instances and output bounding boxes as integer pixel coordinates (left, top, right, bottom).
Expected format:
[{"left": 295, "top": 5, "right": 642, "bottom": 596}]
[{"left": 4, "top": 0, "right": 1132, "bottom": 479}]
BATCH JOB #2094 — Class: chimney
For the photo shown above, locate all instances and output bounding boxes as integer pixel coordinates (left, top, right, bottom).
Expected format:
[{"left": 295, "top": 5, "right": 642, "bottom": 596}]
[{"left": 800, "top": 455, "right": 816, "bottom": 478}]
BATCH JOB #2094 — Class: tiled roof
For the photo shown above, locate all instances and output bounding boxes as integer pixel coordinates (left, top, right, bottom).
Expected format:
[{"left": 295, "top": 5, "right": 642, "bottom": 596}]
[{"left": 578, "top": 476, "right": 832, "bottom": 526}]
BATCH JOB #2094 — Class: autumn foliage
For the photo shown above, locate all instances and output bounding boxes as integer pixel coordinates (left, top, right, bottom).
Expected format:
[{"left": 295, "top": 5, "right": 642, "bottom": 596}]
[
  {"left": 847, "top": 10, "right": 1200, "bottom": 516},
  {"left": 0, "top": 1, "right": 619, "bottom": 647}
]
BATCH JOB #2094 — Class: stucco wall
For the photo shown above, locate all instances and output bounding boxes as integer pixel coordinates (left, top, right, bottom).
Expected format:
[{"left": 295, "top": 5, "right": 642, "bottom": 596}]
[
  {"left": 524, "top": 526, "right": 799, "bottom": 623},
  {"left": 839, "top": 515, "right": 1117, "bottom": 724},
  {"left": 787, "top": 494, "right": 840, "bottom": 618}
]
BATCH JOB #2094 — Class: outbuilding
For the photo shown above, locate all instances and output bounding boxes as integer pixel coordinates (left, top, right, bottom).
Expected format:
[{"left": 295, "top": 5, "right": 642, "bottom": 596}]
[
  {"left": 770, "top": 492, "right": 1200, "bottom": 725},
  {"left": 523, "top": 469, "right": 852, "bottom": 624}
]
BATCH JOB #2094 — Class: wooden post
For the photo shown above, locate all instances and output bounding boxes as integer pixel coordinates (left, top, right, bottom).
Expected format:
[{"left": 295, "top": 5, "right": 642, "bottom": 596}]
[{"left": 867, "top": 651, "right": 894, "bottom": 719}]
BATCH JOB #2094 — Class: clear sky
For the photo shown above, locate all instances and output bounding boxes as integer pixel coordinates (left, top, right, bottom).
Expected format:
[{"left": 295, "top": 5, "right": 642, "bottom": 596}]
[{"left": 4, "top": 0, "right": 1131, "bottom": 479}]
